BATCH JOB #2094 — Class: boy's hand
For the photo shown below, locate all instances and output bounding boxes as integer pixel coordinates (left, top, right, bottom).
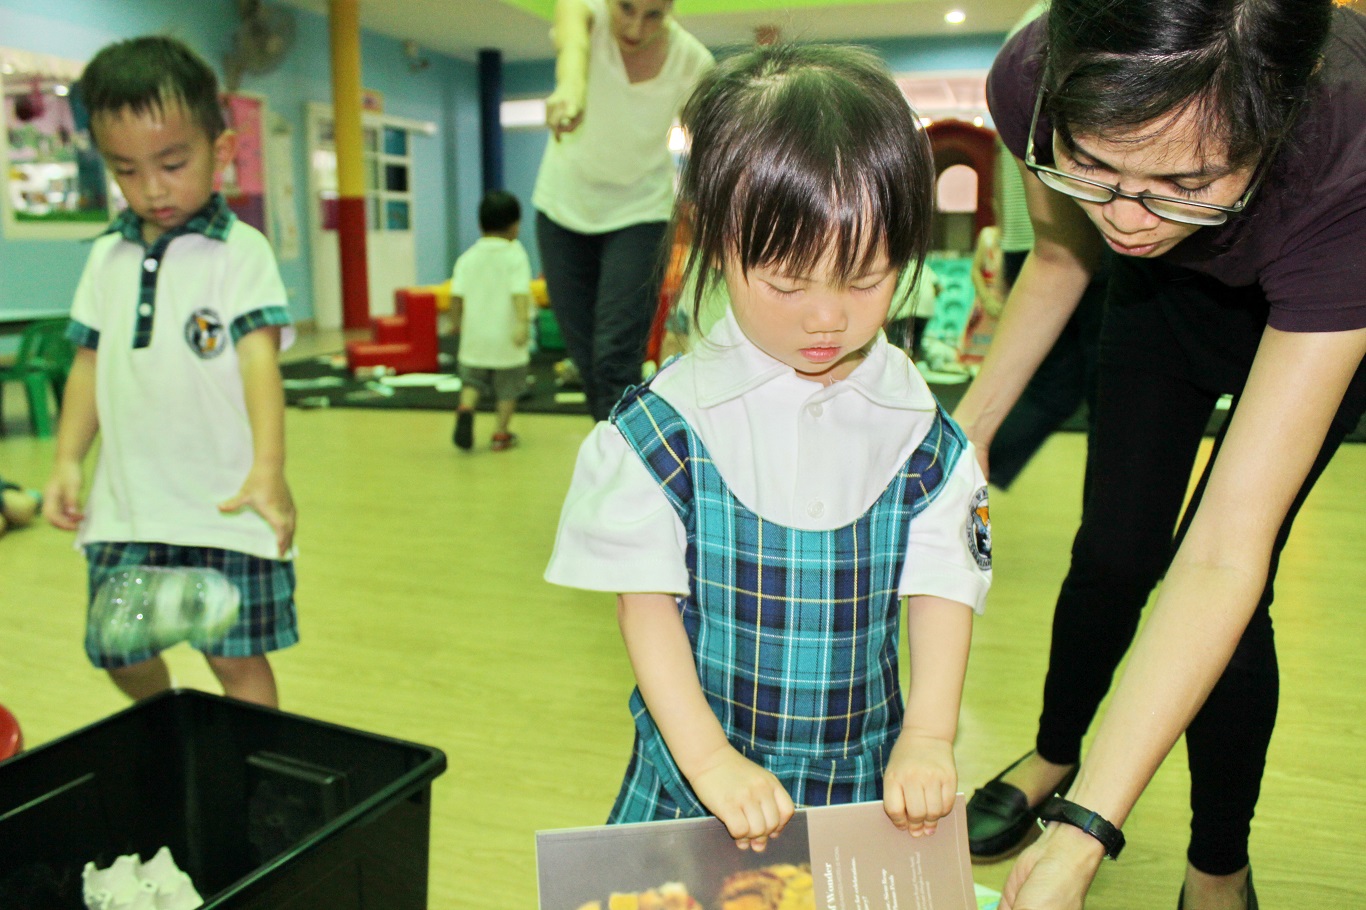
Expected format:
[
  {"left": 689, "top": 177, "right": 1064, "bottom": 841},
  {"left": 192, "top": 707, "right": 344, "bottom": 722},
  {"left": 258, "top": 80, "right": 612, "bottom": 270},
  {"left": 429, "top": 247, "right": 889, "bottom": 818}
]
[
  {"left": 42, "top": 461, "right": 85, "bottom": 530},
  {"left": 688, "top": 747, "right": 795, "bottom": 851},
  {"left": 219, "top": 468, "right": 296, "bottom": 557},
  {"left": 882, "top": 732, "right": 957, "bottom": 837},
  {"left": 512, "top": 324, "right": 529, "bottom": 347}
]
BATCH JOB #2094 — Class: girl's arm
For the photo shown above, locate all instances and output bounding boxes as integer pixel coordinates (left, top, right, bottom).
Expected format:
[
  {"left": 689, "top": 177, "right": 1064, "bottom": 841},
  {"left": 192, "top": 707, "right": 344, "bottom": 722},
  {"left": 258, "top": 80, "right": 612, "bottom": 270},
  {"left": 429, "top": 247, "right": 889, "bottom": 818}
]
[
  {"left": 618, "top": 592, "right": 795, "bottom": 850},
  {"left": 219, "top": 326, "right": 295, "bottom": 557},
  {"left": 1001, "top": 322, "right": 1366, "bottom": 910},
  {"left": 953, "top": 160, "right": 1104, "bottom": 460},
  {"left": 546, "top": 0, "right": 593, "bottom": 139},
  {"left": 42, "top": 347, "right": 99, "bottom": 530},
  {"left": 883, "top": 594, "right": 973, "bottom": 836}
]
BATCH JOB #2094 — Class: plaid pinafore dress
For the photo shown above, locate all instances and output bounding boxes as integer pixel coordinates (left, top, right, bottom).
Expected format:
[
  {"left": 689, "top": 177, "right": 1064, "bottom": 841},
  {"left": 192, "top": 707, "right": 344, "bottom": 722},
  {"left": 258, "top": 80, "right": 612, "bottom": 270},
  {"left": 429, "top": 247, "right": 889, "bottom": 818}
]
[{"left": 606, "top": 381, "right": 966, "bottom": 823}]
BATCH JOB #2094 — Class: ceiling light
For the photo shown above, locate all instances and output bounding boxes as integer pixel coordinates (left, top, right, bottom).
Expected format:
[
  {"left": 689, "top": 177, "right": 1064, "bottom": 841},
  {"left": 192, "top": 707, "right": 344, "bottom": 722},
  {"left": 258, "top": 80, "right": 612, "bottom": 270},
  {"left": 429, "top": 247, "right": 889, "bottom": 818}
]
[{"left": 945, "top": 9, "right": 966, "bottom": 24}]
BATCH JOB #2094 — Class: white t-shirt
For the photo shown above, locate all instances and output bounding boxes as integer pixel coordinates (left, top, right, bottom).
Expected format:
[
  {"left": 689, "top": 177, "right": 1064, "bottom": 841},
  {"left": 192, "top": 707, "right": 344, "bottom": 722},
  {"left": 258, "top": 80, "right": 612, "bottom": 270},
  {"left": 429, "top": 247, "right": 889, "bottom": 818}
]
[
  {"left": 532, "top": 0, "right": 714, "bottom": 233},
  {"left": 452, "top": 236, "right": 533, "bottom": 369},
  {"left": 546, "top": 308, "right": 992, "bottom": 612},
  {"left": 70, "top": 213, "right": 292, "bottom": 560}
]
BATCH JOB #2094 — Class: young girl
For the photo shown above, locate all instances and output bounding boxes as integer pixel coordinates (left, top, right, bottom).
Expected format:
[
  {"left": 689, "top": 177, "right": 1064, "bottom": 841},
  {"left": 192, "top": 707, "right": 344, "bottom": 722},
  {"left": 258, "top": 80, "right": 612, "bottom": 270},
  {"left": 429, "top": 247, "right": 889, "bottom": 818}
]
[{"left": 545, "top": 43, "right": 992, "bottom": 852}]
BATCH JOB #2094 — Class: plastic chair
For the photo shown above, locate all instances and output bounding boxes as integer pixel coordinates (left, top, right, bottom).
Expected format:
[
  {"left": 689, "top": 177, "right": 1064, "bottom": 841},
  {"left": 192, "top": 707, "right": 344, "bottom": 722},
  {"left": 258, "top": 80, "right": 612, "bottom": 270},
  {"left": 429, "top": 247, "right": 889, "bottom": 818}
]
[
  {"left": 0, "top": 701, "right": 21, "bottom": 760},
  {"left": 0, "top": 317, "right": 74, "bottom": 437}
]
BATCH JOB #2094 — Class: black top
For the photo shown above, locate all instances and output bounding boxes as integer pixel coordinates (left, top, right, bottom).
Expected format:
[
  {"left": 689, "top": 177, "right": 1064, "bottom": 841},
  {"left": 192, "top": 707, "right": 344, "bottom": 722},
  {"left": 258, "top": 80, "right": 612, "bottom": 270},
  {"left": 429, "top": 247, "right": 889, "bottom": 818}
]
[{"left": 988, "top": 8, "right": 1366, "bottom": 333}]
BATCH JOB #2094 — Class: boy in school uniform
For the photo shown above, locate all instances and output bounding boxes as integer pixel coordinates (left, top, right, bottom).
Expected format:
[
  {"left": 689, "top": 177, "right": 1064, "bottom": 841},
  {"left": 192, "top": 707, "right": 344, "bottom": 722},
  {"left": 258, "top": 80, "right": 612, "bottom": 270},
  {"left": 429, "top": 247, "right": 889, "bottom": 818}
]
[
  {"left": 43, "top": 36, "right": 298, "bottom": 707},
  {"left": 451, "top": 190, "right": 533, "bottom": 452}
]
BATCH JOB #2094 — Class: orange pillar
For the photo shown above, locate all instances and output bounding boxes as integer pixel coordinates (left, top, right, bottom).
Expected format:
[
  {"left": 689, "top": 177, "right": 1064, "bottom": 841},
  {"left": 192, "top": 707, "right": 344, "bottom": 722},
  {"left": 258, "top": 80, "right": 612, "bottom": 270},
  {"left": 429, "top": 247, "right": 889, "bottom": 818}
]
[{"left": 329, "top": 0, "right": 370, "bottom": 329}]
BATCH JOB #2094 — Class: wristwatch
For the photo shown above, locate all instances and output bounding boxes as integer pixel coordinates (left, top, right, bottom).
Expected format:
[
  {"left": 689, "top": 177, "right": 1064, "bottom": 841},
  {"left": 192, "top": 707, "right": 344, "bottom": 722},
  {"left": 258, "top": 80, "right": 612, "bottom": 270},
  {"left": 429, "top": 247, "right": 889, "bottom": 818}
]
[{"left": 1036, "top": 796, "right": 1126, "bottom": 860}]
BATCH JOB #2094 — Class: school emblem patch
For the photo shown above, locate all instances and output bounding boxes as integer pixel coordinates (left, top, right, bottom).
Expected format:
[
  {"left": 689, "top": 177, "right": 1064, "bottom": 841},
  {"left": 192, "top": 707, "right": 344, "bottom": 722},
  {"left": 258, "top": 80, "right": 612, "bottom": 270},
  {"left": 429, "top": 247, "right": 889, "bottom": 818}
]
[
  {"left": 967, "top": 485, "right": 992, "bottom": 570},
  {"left": 184, "top": 308, "right": 228, "bottom": 359}
]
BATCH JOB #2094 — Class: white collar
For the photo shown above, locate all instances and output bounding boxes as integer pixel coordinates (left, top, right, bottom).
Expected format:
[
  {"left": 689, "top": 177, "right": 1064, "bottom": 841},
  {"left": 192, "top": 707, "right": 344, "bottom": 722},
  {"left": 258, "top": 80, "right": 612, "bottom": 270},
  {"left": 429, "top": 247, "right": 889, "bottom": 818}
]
[{"left": 685, "top": 308, "right": 939, "bottom": 412}]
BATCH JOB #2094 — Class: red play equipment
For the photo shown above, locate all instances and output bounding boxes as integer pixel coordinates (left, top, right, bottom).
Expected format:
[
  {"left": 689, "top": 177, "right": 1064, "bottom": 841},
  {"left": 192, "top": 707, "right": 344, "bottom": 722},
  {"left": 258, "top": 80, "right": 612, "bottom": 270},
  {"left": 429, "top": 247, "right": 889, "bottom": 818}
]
[
  {"left": 0, "top": 701, "right": 21, "bottom": 760},
  {"left": 345, "top": 288, "right": 439, "bottom": 375}
]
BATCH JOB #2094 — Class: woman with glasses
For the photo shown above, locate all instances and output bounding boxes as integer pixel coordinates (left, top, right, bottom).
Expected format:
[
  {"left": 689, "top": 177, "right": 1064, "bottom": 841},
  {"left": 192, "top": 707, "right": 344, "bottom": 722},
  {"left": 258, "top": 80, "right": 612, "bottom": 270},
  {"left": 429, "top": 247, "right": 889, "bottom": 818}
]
[{"left": 955, "top": 1, "right": 1366, "bottom": 908}]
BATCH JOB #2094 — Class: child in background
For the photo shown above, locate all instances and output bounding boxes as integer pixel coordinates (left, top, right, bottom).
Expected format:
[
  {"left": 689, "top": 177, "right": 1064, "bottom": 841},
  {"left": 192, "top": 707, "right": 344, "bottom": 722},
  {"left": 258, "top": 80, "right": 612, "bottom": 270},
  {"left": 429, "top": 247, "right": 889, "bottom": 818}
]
[
  {"left": 546, "top": 44, "right": 991, "bottom": 850},
  {"left": 43, "top": 36, "right": 298, "bottom": 707},
  {"left": 451, "top": 190, "right": 533, "bottom": 452},
  {"left": 0, "top": 476, "right": 40, "bottom": 538}
]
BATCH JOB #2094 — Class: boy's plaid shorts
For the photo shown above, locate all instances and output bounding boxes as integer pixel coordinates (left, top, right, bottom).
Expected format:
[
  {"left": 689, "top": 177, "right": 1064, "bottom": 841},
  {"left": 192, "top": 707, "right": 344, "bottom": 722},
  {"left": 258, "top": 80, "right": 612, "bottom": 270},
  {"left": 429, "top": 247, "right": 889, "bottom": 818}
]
[{"left": 84, "top": 541, "right": 298, "bottom": 669}]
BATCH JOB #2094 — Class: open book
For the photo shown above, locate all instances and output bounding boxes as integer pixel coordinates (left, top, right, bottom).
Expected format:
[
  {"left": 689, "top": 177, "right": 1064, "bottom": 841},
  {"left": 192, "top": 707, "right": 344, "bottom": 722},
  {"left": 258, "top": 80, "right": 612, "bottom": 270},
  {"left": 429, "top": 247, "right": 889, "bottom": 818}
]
[{"left": 537, "top": 799, "right": 1000, "bottom": 910}]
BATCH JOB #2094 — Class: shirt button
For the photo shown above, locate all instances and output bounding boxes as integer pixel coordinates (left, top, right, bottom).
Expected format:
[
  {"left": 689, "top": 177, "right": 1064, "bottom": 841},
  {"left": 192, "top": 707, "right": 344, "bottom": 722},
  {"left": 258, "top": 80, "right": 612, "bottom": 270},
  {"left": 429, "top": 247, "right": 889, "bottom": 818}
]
[
  {"left": 807, "top": 501, "right": 825, "bottom": 519},
  {"left": 143, "top": 258, "right": 158, "bottom": 273},
  {"left": 808, "top": 403, "right": 823, "bottom": 417},
  {"left": 138, "top": 303, "right": 153, "bottom": 317}
]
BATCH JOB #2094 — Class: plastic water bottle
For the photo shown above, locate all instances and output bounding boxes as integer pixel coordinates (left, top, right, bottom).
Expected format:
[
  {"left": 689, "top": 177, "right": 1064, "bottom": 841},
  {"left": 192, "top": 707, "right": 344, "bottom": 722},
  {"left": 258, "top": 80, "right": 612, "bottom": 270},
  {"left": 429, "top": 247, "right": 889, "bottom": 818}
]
[{"left": 90, "top": 567, "right": 241, "bottom": 658}]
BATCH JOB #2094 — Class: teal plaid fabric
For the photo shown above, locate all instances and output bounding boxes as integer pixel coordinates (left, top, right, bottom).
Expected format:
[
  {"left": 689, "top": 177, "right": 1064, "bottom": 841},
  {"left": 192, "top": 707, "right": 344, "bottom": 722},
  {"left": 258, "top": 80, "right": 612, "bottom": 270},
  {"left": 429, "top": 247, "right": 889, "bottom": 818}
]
[{"left": 606, "top": 381, "right": 965, "bottom": 823}]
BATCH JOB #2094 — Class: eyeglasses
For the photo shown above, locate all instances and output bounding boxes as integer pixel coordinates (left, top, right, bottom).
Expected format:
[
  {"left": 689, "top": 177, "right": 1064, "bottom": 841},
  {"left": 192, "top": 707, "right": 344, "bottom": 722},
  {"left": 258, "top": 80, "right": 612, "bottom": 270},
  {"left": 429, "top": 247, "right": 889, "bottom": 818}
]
[{"left": 1023, "top": 84, "right": 1265, "bottom": 227}]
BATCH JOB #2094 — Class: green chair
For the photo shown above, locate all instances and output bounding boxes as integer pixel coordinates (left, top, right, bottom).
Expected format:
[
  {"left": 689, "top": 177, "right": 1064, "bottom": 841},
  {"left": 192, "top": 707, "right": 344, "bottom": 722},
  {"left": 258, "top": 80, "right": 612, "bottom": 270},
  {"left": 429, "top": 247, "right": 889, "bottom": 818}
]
[{"left": 0, "top": 318, "right": 75, "bottom": 438}]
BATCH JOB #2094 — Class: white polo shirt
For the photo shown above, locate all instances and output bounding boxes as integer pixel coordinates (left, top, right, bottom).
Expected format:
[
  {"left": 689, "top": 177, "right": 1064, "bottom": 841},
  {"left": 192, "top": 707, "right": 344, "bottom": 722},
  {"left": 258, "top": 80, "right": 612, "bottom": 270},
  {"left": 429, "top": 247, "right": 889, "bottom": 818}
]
[
  {"left": 546, "top": 308, "right": 992, "bottom": 612},
  {"left": 532, "top": 0, "right": 714, "bottom": 233},
  {"left": 69, "top": 196, "right": 293, "bottom": 560},
  {"left": 451, "top": 236, "right": 533, "bottom": 369}
]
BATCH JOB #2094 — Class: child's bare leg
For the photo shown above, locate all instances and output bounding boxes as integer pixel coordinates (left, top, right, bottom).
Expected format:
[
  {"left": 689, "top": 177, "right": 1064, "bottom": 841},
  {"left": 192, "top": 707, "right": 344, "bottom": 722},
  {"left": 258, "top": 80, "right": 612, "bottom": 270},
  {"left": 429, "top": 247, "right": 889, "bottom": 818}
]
[
  {"left": 495, "top": 399, "right": 517, "bottom": 434},
  {"left": 207, "top": 655, "right": 279, "bottom": 707},
  {"left": 108, "top": 655, "right": 173, "bottom": 700},
  {"left": 459, "top": 386, "right": 481, "bottom": 412}
]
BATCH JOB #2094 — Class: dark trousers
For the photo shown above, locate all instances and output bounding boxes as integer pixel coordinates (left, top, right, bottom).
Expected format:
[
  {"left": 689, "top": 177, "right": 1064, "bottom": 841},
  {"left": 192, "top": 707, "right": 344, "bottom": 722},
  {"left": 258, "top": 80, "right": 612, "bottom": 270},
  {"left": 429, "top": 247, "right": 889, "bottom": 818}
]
[
  {"left": 536, "top": 213, "right": 669, "bottom": 421},
  {"left": 1032, "top": 256, "right": 1366, "bottom": 875},
  {"left": 988, "top": 251, "right": 1108, "bottom": 491}
]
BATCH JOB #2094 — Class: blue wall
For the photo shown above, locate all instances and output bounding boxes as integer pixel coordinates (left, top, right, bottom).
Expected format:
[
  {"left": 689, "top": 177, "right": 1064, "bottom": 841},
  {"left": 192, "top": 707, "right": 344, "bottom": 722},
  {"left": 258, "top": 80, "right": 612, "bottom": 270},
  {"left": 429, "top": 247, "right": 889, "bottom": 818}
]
[
  {"left": 0, "top": 0, "right": 482, "bottom": 322},
  {"left": 0, "top": 0, "right": 1006, "bottom": 316},
  {"left": 499, "top": 32, "right": 1006, "bottom": 277}
]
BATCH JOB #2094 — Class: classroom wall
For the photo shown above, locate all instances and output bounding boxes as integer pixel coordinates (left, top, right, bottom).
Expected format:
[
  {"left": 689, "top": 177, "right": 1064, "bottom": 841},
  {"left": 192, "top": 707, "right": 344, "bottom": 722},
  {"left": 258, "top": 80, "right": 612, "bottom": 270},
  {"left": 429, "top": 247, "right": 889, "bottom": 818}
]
[
  {"left": 0, "top": 0, "right": 482, "bottom": 323},
  {"left": 499, "top": 31, "right": 1006, "bottom": 278}
]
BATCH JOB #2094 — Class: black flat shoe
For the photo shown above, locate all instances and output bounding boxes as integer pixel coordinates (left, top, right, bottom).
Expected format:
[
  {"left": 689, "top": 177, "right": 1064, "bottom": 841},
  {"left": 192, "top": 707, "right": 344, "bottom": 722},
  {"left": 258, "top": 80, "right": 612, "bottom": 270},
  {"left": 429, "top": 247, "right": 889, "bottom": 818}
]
[
  {"left": 1177, "top": 869, "right": 1257, "bottom": 910},
  {"left": 966, "top": 751, "right": 1078, "bottom": 863}
]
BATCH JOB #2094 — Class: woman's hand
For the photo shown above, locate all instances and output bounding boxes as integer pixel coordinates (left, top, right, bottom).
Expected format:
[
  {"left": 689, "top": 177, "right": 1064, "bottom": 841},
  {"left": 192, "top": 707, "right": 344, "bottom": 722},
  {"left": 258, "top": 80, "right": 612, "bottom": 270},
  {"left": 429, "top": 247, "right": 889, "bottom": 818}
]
[
  {"left": 998, "top": 824, "right": 1106, "bottom": 910},
  {"left": 545, "top": 85, "right": 586, "bottom": 139}
]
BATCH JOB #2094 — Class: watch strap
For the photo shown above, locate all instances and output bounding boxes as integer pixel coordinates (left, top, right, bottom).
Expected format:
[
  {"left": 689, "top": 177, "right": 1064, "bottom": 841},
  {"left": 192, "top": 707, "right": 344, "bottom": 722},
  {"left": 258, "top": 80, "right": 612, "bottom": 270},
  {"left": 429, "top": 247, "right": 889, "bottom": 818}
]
[{"left": 1036, "top": 796, "right": 1126, "bottom": 860}]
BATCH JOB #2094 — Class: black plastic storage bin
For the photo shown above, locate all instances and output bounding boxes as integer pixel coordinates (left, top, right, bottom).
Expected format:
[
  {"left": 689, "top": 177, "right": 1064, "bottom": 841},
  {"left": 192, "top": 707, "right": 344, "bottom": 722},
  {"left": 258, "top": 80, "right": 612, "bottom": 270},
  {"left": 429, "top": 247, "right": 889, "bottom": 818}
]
[{"left": 0, "top": 689, "right": 447, "bottom": 909}]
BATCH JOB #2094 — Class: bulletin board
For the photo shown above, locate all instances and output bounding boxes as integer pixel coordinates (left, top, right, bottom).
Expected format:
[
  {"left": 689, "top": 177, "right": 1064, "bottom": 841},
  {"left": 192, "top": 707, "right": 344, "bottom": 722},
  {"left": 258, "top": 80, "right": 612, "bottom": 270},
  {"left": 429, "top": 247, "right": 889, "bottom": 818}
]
[{"left": 219, "top": 92, "right": 270, "bottom": 238}]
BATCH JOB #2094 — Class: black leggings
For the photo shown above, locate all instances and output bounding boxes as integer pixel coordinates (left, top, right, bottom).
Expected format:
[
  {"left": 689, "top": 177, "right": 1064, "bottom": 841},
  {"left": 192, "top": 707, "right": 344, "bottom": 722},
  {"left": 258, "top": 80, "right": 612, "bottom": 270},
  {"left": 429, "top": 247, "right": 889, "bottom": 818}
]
[{"left": 1032, "top": 257, "right": 1366, "bottom": 875}]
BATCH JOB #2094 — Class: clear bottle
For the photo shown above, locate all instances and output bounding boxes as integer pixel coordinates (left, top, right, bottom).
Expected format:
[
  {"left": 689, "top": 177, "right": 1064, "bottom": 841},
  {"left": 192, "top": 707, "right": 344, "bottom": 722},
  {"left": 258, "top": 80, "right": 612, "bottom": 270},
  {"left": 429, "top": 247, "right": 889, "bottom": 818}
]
[{"left": 90, "top": 566, "right": 241, "bottom": 659}]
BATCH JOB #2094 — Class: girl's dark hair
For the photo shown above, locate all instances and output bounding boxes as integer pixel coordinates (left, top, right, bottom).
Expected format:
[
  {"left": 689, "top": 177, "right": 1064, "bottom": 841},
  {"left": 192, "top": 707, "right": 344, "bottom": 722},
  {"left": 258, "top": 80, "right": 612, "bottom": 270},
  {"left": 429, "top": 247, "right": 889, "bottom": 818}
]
[
  {"left": 1043, "top": 0, "right": 1333, "bottom": 168},
  {"left": 676, "top": 43, "right": 934, "bottom": 320},
  {"left": 79, "top": 36, "right": 226, "bottom": 140},
  {"left": 478, "top": 190, "right": 522, "bottom": 232}
]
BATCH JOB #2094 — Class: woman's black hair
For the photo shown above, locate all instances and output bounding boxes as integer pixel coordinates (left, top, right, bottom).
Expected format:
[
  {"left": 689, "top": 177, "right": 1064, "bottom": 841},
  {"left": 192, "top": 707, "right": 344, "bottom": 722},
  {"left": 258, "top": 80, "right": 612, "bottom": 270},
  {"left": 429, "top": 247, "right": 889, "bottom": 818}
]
[
  {"left": 1042, "top": 0, "right": 1332, "bottom": 168},
  {"left": 676, "top": 43, "right": 934, "bottom": 322},
  {"left": 78, "top": 36, "right": 226, "bottom": 141}
]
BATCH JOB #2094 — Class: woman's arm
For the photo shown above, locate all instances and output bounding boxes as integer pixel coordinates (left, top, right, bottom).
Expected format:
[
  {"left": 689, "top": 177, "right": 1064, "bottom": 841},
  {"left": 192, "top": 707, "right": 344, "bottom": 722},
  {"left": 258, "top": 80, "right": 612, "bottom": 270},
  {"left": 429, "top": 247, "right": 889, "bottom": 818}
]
[
  {"left": 618, "top": 592, "right": 795, "bottom": 849},
  {"left": 1000, "top": 323, "right": 1366, "bottom": 910},
  {"left": 546, "top": 0, "right": 593, "bottom": 139},
  {"left": 954, "top": 160, "right": 1104, "bottom": 457}
]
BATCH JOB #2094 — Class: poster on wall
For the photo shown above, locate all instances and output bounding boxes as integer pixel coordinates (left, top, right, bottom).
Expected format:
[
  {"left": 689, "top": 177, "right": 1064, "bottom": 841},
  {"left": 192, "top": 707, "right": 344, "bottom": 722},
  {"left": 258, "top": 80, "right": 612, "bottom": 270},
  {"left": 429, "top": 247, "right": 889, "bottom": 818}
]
[
  {"left": 219, "top": 92, "right": 269, "bottom": 238},
  {"left": 536, "top": 800, "right": 992, "bottom": 910}
]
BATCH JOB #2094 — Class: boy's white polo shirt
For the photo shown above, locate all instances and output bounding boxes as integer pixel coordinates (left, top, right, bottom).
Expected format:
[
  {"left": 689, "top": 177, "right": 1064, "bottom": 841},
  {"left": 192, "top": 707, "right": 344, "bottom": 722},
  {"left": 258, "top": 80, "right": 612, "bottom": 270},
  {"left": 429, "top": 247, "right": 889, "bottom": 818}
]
[
  {"left": 69, "top": 195, "right": 293, "bottom": 560},
  {"left": 547, "top": 308, "right": 991, "bottom": 612}
]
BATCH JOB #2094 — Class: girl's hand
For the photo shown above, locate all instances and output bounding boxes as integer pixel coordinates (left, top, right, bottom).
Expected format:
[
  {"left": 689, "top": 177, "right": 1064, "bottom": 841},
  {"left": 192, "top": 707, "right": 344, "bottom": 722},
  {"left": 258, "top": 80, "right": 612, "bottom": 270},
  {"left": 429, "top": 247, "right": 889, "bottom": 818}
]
[
  {"left": 688, "top": 748, "right": 795, "bottom": 851},
  {"left": 42, "top": 461, "right": 85, "bottom": 531},
  {"left": 882, "top": 733, "right": 957, "bottom": 837}
]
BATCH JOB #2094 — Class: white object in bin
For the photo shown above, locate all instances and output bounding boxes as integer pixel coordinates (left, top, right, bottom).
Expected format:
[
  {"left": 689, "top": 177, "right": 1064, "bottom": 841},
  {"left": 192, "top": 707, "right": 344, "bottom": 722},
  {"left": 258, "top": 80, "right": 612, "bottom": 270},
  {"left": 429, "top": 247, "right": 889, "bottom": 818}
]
[{"left": 82, "top": 847, "right": 203, "bottom": 910}]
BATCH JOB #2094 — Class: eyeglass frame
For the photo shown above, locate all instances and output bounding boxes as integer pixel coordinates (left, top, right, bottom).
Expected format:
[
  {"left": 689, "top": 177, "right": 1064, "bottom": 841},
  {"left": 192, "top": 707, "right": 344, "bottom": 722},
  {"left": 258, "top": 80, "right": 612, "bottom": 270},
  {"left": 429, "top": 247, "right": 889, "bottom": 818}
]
[{"left": 1022, "top": 83, "right": 1268, "bottom": 226}]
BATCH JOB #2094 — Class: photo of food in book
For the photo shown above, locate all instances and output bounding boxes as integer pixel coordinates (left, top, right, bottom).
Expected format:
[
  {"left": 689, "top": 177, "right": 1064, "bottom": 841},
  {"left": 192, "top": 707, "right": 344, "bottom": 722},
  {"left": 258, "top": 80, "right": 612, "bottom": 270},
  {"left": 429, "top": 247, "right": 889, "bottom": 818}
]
[{"left": 574, "top": 863, "right": 815, "bottom": 910}]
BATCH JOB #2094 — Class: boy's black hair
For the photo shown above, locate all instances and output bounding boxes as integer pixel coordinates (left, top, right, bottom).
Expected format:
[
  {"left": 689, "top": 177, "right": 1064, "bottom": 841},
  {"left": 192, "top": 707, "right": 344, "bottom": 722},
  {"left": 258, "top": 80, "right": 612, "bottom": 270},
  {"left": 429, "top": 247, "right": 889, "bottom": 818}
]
[
  {"left": 1043, "top": 0, "right": 1333, "bottom": 168},
  {"left": 676, "top": 43, "right": 934, "bottom": 320},
  {"left": 79, "top": 36, "right": 226, "bottom": 141},
  {"left": 479, "top": 190, "right": 522, "bottom": 233}
]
